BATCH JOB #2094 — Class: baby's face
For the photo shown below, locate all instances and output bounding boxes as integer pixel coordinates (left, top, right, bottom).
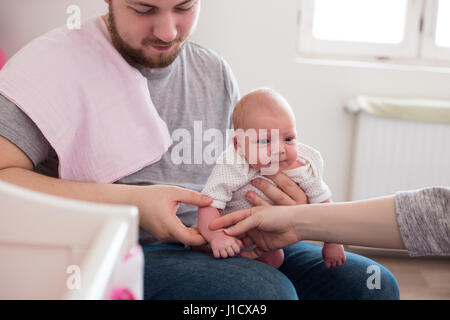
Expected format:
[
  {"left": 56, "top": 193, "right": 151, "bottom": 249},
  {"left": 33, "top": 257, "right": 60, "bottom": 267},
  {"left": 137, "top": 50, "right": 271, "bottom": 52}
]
[{"left": 235, "top": 104, "right": 298, "bottom": 174}]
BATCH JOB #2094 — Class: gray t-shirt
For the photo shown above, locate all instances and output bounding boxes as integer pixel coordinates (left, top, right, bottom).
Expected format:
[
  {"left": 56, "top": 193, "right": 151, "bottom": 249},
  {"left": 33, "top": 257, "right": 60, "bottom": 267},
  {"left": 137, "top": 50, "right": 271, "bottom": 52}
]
[
  {"left": 395, "top": 186, "right": 450, "bottom": 257},
  {"left": 0, "top": 41, "right": 240, "bottom": 245}
]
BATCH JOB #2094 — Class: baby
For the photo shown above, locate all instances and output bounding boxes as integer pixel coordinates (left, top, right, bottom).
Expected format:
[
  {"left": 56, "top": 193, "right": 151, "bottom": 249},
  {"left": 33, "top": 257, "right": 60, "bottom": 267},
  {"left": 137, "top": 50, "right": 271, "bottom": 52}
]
[{"left": 196, "top": 88, "right": 346, "bottom": 269}]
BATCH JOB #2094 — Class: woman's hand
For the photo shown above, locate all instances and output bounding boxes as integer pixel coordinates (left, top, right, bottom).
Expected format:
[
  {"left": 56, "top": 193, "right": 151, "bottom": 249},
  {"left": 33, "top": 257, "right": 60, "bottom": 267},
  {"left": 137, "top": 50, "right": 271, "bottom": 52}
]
[
  {"left": 208, "top": 205, "right": 303, "bottom": 259},
  {"left": 133, "top": 185, "right": 212, "bottom": 246},
  {"left": 229, "top": 171, "right": 308, "bottom": 258},
  {"left": 246, "top": 172, "right": 308, "bottom": 206}
]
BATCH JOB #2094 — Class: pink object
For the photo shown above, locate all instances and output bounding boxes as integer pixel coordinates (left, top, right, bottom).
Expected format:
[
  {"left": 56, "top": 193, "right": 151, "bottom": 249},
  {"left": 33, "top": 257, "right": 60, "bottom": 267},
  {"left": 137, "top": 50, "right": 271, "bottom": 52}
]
[
  {"left": 0, "top": 47, "right": 5, "bottom": 70},
  {"left": 0, "top": 17, "right": 172, "bottom": 183},
  {"left": 109, "top": 287, "right": 136, "bottom": 300},
  {"left": 108, "top": 245, "right": 144, "bottom": 300}
]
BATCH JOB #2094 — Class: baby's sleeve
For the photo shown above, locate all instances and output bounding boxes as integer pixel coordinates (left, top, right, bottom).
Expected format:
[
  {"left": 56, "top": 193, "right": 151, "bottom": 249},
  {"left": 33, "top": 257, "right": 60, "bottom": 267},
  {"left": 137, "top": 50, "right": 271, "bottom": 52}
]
[
  {"left": 297, "top": 143, "right": 332, "bottom": 203},
  {"left": 201, "top": 145, "right": 252, "bottom": 210}
]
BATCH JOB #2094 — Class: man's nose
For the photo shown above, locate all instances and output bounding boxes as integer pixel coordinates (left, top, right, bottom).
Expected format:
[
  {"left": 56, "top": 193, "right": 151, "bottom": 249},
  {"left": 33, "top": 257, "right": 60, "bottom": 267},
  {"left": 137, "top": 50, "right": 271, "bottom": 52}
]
[{"left": 153, "top": 13, "right": 178, "bottom": 43}]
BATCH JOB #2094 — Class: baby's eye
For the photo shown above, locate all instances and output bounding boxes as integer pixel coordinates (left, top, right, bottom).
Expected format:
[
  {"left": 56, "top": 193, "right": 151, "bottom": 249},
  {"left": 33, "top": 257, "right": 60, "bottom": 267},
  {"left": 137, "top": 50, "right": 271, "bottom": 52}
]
[
  {"left": 285, "top": 136, "right": 295, "bottom": 143},
  {"left": 258, "top": 139, "right": 270, "bottom": 145}
]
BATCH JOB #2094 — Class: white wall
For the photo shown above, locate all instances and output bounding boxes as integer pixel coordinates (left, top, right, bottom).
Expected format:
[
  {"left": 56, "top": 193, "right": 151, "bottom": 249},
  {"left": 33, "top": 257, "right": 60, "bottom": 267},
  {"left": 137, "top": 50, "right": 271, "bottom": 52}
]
[
  {"left": 0, "top": 0, "right": 107, "bottom": 58},
  {"left": 1, "top": 0, "right": 449, "bottom": 200}
]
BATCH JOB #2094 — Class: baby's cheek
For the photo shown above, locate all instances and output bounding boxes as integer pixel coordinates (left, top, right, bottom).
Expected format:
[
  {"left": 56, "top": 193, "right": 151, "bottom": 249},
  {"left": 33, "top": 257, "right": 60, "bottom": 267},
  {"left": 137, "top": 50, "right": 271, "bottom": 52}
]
[
  {"left": 290, "top": 147, "right": 298, "bottom": 159},
  {"left": 244, "top": 143, "right": 260, "bottom": 165},
  {"left": 257, "top": 146, "right": 272, "bottom": 165}
]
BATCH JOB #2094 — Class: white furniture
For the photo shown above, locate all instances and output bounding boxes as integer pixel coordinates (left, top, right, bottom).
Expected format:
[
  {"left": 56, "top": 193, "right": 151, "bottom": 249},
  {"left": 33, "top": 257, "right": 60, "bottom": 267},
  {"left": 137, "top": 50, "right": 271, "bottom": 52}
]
[{"left": 0, "top": 180, "right": 143, "bottom": 299}]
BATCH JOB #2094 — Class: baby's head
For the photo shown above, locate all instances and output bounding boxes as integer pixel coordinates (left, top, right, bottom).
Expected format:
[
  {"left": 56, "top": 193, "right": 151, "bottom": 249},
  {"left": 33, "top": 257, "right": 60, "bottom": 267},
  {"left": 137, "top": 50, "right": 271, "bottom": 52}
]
[{"left": 232, "top": 88, "right": 298, "bottom": 174}]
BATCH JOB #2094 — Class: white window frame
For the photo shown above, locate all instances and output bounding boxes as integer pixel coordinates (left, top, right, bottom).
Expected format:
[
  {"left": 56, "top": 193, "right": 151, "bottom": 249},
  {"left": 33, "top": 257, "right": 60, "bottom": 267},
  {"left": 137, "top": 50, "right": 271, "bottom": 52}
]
[
  {"left": 297, "top": 0, "right": 450, "bottom": 64},
  {"left": 421, "top": 0, "right": 450, "bottom": 61}
]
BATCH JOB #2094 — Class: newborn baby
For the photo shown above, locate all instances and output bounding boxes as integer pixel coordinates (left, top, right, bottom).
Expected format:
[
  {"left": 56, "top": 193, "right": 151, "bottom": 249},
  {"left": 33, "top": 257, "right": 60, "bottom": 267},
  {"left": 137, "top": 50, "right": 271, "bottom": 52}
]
[{"left": 196, "top": 88, "right": 346, "bottom": 269}]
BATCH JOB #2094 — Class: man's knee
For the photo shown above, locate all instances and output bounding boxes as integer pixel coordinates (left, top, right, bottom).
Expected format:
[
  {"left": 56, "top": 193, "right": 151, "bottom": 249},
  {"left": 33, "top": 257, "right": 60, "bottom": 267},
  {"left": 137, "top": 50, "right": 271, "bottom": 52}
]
[
  {"left": 234, "top": 260, "right": 298, "bottom": 299},
  {"left": 360, "top": 264, "right": 400, "bottom": 300},
  {"left": 144, "top": 250, "right": 298, "bottom": 300},
  {"left": 341, "top": 256, "right": 400, "bottom": 300}
]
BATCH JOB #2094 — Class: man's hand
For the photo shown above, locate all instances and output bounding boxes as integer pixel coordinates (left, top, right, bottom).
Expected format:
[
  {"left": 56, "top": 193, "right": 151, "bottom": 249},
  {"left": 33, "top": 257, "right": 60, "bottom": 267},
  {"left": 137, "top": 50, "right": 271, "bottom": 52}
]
[
  {"left": 208, "top": 205, "right": 303, "bottom": 259},
  {"left": 134, "top": 185, "right": 212, "bottom": 246},
  {"left": 246, "top": 172, "right": 308, "bottom": 206}
]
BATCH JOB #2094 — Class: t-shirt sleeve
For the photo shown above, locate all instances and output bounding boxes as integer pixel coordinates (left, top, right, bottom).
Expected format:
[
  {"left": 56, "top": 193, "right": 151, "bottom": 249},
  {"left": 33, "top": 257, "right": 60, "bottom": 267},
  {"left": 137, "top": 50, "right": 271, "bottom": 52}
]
[
  {"left": 201, "top": 145, "right": 251, "bottom": 210},
  {"left": 220, "top": 57, "right": 240, "bottom": 128},
  {"left": 297, "top": 143, "right": 332, "bottom": 203},
  {"left": 0, "top": 93, "right": 51, "bottom": 168},
  {"left": 395, "top": 187, "right": 450, "bottom": 257}
]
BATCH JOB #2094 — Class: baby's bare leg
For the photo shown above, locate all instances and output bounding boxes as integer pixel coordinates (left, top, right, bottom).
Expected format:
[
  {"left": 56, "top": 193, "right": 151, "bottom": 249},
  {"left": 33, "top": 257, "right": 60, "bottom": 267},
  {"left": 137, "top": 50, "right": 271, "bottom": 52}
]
[
  {"left": 196, "top": 206, "right": 243, "bottom": 258},
  {"left": 256, "top": 249, "right": 284, "bottom": 269}
]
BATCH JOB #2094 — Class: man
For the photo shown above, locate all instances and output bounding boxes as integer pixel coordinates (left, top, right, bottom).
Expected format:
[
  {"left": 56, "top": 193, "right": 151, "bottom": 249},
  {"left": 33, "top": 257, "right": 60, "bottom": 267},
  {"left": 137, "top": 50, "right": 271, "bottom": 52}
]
[{"left": 0, "top": 0, "right": 399, "bottom": 299}]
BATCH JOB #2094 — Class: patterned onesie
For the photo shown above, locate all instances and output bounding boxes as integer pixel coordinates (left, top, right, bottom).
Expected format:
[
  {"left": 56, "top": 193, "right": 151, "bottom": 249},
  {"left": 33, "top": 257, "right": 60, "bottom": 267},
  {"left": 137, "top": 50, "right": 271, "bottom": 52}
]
[{"left": 201, "top": 142, "right": 332, "bottom": 216}]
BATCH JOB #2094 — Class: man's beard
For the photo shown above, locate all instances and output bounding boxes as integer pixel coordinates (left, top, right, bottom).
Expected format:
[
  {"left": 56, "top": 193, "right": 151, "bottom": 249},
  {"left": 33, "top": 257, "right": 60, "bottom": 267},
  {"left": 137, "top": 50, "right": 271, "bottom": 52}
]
[{"left": 107, "top": 2, "right": 184, "bottom": 69}]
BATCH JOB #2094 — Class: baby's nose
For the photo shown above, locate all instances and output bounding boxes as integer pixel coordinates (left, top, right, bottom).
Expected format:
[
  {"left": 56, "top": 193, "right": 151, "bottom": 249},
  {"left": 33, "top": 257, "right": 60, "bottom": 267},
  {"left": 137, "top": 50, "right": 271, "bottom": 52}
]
[{"left": 270, "top": 145, "right": 285, "bottom": 157}]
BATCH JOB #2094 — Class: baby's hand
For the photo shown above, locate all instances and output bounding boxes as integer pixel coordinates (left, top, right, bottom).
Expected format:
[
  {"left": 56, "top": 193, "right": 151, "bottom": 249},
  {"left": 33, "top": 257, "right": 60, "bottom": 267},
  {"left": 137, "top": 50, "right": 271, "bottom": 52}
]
[
  {"left": 210, "top": 233, "right": 243, "bottom": 259},
  {"left": 322, "top": 243, "right": 346, "bottom": 269}
]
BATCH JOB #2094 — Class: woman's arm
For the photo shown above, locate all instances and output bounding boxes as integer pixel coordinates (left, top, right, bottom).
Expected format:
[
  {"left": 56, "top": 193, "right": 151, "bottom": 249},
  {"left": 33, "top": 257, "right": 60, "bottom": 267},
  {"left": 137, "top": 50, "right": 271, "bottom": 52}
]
[
  {"left": 209, "top": 196, "right": 406, "bottom": 259},
  {"left": 298, "top": 196, "right": 406, "bottom": 249}
]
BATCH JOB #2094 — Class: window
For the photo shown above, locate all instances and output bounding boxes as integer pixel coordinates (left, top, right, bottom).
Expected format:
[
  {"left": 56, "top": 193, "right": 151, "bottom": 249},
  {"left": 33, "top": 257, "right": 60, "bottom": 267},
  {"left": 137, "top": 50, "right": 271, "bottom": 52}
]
[
  {"left": 421, "top": 0, "right": 450, "bottom": 60},
  {"left": 298, "top": 0, "right": 450, "bottom": 63}
]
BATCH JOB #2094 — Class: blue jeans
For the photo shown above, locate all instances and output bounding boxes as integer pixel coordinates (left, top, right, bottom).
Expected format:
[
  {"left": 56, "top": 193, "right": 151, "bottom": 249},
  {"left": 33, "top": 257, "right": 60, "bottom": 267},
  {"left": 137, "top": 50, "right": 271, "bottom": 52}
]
[{"left": 142, "top": 241, "right": 399, "bottom": 300}]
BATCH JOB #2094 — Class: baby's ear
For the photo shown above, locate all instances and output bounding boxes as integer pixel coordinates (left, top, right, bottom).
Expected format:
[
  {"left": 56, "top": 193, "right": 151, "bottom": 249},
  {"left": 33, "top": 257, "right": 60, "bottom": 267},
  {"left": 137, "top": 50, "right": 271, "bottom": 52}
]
[
  {"left": 233, "top": 135, "right": 243, "bottom": 154},
  {"left": 233, "top": 131, "right": 246, "bottom": 157}
]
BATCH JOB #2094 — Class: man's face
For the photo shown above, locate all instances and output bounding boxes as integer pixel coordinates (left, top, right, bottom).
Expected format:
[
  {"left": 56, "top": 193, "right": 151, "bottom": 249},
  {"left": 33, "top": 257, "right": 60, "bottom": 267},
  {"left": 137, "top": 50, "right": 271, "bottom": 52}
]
[{"left": 106, "top": 0, "right": 200, "bottom": 68}]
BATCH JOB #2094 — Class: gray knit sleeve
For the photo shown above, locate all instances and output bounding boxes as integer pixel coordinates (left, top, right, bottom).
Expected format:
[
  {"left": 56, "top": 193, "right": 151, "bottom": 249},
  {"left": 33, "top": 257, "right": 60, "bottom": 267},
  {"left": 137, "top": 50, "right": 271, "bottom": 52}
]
[{"left": 395, "top": 187, "right": 450, "bottom": 257}]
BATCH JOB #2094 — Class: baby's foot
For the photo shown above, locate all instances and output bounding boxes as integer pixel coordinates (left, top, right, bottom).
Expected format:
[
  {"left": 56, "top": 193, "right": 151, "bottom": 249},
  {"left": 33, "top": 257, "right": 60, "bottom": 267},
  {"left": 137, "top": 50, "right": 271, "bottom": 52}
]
[
  {"left": 210, "top": 234, "right": 243, "bottom": 259},
  {"left": 322, "top": 243, "right": 346, "bottom": 269}
]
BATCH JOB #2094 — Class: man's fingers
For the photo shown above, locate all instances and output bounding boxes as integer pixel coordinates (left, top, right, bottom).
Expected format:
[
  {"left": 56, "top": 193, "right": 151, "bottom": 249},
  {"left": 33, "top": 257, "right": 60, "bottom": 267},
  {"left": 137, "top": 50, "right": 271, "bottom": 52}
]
[
  {"left": 239, "top": 250, "right": 259, "bottom": 259},
  {"left": 168, "top": 219, "right": 207, "bottom": 246},
  {"left": 251, "top": 178, "right": 296, "bottom": 205},
  {"left": 246, "top": 191, "right": 271, "bottom": 206},
  {"left": 265, "top": 172, "right": 308, "bottom": 204},
  {"left": 208, "top": 207, "right": 254, "bottom": 230},
  {"left": 175, "top": 187, "right": 213, "bottom": 207},
  {"left": 241, "top": 236, "right": 254, "bottom": 248},
  {"left": 239, "top": 247, "right": 267, "bottom": 259}
]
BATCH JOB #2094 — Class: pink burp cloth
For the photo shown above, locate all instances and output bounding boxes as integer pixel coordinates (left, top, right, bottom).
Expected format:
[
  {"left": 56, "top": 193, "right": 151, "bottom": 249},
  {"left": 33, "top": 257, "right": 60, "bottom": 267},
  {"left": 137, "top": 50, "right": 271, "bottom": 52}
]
[{"left": 0, "top": 17, "right": 172, "bottom": 183}]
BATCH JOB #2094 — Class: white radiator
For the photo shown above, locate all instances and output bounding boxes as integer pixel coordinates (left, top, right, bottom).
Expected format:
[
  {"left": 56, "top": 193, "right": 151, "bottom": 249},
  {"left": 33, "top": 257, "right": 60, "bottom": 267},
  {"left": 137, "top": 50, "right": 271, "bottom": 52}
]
[
  {"left": 346, "top": 96, "right": 450, "bottom": 255},
  {"left": 347, "top": 97, "right": 450, "bottom": 201}
]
